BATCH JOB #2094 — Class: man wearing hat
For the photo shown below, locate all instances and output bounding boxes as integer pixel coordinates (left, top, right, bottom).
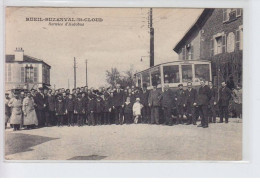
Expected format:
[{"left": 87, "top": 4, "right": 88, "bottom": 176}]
[
  {"left": 175, "top": 84, "right": 186, "bottom": 124},
  {"left": 74, "top": 93, "right": 86, "bottom": 127},
  {"left": 184, "top": 82, "right": 197, "bottom": 125},
  {"left": 194, "top": 79, "right": 211, "bottom": 128},
  {"left": 113, "top": 84, "right": 124, "bottom": 125},
  {"left": 161, "top": 84, "right": 175, "bottom": 125},
  {"left": 148, "top": 84, "right": 162, "bottom": 125},
  {"left": 34, "top": 87, "right": 46, "bottom": 127}
]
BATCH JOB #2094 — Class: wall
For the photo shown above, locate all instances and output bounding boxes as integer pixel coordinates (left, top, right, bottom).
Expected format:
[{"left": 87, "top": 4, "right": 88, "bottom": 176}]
[{"left": 200, "top": 9, "right": 243, "bottom": 59}]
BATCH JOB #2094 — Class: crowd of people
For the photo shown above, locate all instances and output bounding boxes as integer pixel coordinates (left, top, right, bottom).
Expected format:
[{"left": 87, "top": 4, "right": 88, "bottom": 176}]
[{"left": 5, "top": 79, "right": 242, "bottom": 131}]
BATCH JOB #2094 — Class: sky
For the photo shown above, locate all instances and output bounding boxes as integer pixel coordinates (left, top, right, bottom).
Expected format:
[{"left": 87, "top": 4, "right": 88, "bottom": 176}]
[{"left": 5, "top": 7, "right": 203, "bottom": 89}]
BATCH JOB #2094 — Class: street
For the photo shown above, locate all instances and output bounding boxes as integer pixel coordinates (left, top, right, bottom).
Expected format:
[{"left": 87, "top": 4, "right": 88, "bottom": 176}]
[{"left": 5, "top": 118, "right": 242, "bottom": 161}]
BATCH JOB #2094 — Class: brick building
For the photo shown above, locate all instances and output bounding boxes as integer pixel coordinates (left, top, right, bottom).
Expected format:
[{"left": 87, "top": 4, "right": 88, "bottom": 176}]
[
  {"left": 5, "top": 48, "right": 51, "bottom": 91},
  {"left": 173, "top": 8, "right": 243, "bottom": 87}
]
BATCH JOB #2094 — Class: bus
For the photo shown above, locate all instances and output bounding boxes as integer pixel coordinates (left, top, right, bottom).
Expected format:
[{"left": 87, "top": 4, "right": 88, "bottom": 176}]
[{"left": 135, "top": 60, "right": 212, "bottom": 91}]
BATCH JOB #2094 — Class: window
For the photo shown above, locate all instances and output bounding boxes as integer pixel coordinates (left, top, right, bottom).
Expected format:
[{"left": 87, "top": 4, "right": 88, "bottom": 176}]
[
  {"left": 216, "top": 36, "right": 222, "bottom": 54},
  {"left": 25, "top": 65, "right": 34, "bottom": 83},
  {"left": 142, "top": 71, "right": 150, "bottom": 87},
  {"left": 151, "top": 67, "right": 161, "bottom": 86},
  {"left": 5, "top": 64, "right": 12, "bottom": 82},
  {"left": 194, "top": 64, "right": 210, "bottom": 82},
  {"left": 181, "top": 44, "right": 193, "bottom": 60},
  {"left": 214, "top": 34, "right": 226, "bottom": 55},
  {"left": 163, "top": 65, "right": 180, "bottom": 83},
  {"left": 34, "top": 67, "right": 38, "bottom": 82},
  {"left": 223, "top": 8, "right": 242, "bottom": 22},
  {"left": 7, "top": 64, "right": 11, "bottom": 82},
  {"left": 236, "top": 9, "right": 242, "bottom": 17},
  {"left": 181, "top": 65, "right": 193, "bottom": 83}
]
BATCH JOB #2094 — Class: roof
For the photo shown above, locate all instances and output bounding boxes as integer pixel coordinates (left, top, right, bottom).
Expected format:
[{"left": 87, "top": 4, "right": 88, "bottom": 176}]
[
  {"left": 173, "top": 8, "right": 214, "bottom": 53},
  {"left": 135, "top": 59, "right": 211, "bottom": 75},
  {"left": 5, "top": 54, "right": 51, "bottom": 68}
]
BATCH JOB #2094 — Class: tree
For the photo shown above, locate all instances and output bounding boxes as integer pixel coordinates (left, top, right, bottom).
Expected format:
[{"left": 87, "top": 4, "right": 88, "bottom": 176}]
[
  {"left": 106, "top": 65, "right": 137, "bottom": 89},
  {"left": 105, "top": 67, "right": 121, "bottom": 88}
]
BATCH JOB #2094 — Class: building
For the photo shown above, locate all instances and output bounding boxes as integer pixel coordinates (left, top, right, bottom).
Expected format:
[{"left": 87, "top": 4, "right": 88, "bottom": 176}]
[
  {"left": 173, "top": 8, "right": 243, "bottom": 87},
  {"left": 5, "top": 48, "right": 51, "bottom": 91}
]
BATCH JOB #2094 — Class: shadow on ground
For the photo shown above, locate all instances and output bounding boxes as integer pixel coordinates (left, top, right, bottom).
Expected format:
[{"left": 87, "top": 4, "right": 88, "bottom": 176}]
[
  {"left": 68, "top": 155, "right": 107, "bottom": 160},
  {"left": 5, "top": 132, "right": 59, "bottom": 156}
]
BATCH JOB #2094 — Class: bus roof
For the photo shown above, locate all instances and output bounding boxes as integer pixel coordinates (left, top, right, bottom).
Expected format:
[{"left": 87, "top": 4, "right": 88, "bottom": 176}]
[{"left": 135, "top": 60, "right": 211, "bottom": 75}]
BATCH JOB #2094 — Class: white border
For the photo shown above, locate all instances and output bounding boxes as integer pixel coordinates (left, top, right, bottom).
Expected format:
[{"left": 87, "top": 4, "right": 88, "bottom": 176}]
[{"left": 1, "top": 0, "right": 259, "bottom": 178}]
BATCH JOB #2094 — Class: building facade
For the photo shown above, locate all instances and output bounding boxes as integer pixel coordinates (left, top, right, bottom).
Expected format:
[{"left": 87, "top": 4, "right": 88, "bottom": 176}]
[
  {"left": 173, "top": 8, "right": 243, "bottom": 87},
  {"left": 5, "top": 48, "right": 51, "bottom": 91}
]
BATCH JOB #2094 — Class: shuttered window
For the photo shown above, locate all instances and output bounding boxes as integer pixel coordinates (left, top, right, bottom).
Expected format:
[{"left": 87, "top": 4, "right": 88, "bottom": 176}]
[
  {"left": 210, "top": 38, "right": 214, "bottom": 56},
  {"left": 222, "top": 34, "right": 226, "bottom": 53},
  {"left": 236, "top": 28, "right": 243, "bottom": 50},
  {"left": 223, "top": 9, "right": 229, "bottom": 22}
]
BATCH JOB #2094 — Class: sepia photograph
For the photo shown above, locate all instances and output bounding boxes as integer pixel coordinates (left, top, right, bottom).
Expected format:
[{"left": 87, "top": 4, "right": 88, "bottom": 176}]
[{"left": 4, "top": 7, "right": 243, "bottom": 161}]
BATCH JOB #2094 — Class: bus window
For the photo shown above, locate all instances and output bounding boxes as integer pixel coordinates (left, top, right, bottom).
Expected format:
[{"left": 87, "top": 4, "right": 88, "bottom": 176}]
[
  {"left": 181, "top": 65, "right": 193, "bottom": 82},
  {"left": 163, "top": 65, "right": 180, "bottom": 83},
  {"left": 142, "top": 71, "right": 150, "bottom": 87},
  {"left": 151, "top": 67, "right": 161, "bottom": 86},
  {"left": 194, "top": 64, "right": 210, "bottom": 82}
]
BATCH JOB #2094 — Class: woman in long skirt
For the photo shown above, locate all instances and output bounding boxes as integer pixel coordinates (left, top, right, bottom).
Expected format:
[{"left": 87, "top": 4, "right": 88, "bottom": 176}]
[
  {"left": 23, "top": 92, "right": 38, "bottom": 129},
  {"left": 8, "top": 92, "right": 23, "bottom": 131}
]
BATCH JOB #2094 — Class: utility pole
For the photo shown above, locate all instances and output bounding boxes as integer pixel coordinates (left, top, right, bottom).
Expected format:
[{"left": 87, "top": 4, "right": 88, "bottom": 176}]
[
  {"left": 68, "top": 79, "right": 70, "bottom": 89},
  {"left": 149, "top": 8, "right": 154, "bottom": 67},
  {"left": 74, "top": 57, "right": 77, "bottom": 88},
  {"left": 85, "top": 60, "right": 88, "bottom": 87}
]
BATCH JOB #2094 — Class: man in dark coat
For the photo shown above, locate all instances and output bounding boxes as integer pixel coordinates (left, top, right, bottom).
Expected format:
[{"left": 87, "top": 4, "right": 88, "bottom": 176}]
[
  {"left": 208, "top": 81, "right": 218, "bottom": 123},
  {"left": 139, "top": 85, "right": 150, "bottom": 123},
  {"left": 175, "top": 84, "right": 186, "bottom": 124},
  {"left": 95, "top": 95, "right": 104, "bottom": 125},
  {"left": 47, "top": 89, "right": 56, "bottom": 126},
  {"left": 87, "top": 94, "right": 96, "bottom": 126},
  {"left": 34, "top": 87, "right": 46, "bottom": 127},
  {"left": 74, "top": 93, "right": 86, "bottom": 127},
  {"left": 113, "top": 84, "right": 125, "bottom": 125},
  {"left": 55, "top": 95, "right": 66, "bottom": 127},
  {"left": 184, "top": 82, "right": 197, "bottom": 125},
  {"left": 218, "top": 81, "right": 232, "bottom": 123},
  {"left": 65, "top": 94, "right": 75, "bottom": 126},
  {"left": 161, "top": 84, "right": 175, "bottom": 125},
  {"left": 148, "top": 85, "right": 162, "bottom": 125},
  {"left": 194, "top": 80, "right": 211, "bottom": 128},
  {"left": 103, "top": 94, "right": 112, "bottom": 125}
]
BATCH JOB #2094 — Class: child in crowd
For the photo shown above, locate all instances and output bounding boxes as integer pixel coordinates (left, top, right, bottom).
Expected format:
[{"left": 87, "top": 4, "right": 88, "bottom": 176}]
[
  {"left": 124, "top": 97, "right": 133, "bottom": 124},
  {"left": 132, "top": 98, "right": 143, "bottom": 124},
  {"left": 55, "top": 96, "right": 66, "bottom": 127}
]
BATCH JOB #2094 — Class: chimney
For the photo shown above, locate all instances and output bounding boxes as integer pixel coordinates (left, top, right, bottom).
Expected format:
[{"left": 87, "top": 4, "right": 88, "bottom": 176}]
[{"left": 14, "top": 47, "right": 24, "bottom": 61}]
